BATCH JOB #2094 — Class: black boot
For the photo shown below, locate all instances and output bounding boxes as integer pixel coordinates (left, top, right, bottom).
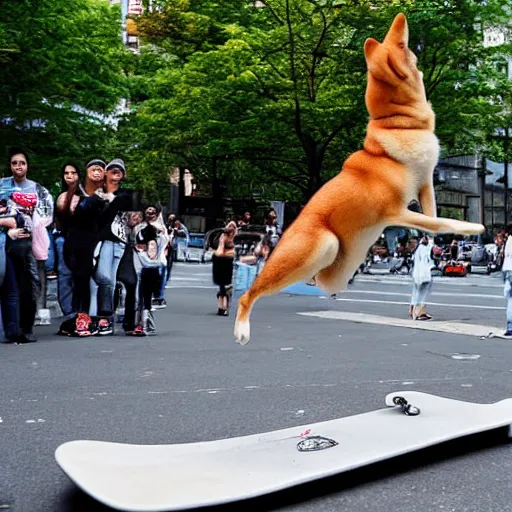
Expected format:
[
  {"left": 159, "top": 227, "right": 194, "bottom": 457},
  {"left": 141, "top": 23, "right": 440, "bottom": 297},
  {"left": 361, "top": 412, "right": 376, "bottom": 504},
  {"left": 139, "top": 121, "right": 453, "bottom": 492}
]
[{"left": 19, "top": 332, "right": 37, "bottom": 343}]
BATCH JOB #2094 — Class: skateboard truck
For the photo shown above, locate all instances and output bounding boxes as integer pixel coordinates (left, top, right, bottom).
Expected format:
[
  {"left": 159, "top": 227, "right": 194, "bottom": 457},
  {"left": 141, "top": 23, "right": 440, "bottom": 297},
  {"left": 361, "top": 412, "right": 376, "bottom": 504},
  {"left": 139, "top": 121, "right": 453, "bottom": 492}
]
[{"left": 392, "top": 396, "right": 420, "bottom": 416}]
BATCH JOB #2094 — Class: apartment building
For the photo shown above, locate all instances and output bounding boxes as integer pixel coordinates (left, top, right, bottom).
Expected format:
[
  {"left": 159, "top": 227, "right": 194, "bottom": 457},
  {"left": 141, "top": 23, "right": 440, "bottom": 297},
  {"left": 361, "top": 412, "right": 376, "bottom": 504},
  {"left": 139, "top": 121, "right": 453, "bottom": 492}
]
[{"left": 108, "top": 0, "right": 141, "bottom": 53}]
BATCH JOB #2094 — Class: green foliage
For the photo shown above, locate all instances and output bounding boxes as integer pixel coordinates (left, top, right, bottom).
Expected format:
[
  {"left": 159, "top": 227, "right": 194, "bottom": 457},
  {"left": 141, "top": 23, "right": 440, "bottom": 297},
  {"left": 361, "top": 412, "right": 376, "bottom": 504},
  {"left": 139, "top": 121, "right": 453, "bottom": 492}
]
[
  {"left": 4, "top": 0, "right": 511, "bottom": 202},
  {"left": 121, "top": 0, "right": 512, "bottom": 203},
  {"left": 402, "top": 0, "right": 512, "bottom": 160},
  {"left": 0, "top": 0, "right": 128, "bottom": 187}
]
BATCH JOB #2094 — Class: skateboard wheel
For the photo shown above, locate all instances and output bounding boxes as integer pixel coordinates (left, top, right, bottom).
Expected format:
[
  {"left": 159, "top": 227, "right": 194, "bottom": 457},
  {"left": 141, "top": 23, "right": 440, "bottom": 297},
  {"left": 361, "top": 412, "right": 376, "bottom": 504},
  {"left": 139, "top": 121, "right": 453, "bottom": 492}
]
[{"left": 297, "top": 435, "right": 338, "bottom": 452}]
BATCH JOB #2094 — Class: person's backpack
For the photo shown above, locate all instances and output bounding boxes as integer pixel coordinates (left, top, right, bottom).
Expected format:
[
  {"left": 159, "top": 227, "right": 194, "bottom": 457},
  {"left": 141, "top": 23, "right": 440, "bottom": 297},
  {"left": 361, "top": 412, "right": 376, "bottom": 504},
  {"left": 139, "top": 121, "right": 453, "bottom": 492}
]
[{"left": 471, "top": 246, "right": 487, "bottom": 265}]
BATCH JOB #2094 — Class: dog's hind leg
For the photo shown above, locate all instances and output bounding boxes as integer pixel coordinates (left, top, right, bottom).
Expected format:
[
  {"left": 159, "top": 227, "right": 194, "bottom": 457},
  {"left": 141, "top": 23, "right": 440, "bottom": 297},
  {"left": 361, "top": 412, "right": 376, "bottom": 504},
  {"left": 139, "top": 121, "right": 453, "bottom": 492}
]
[
  {"left": 392, "top": 210, "right": 485, "bottom": 235},
  {"left": 234, "top": 229, "right": 339, "bottom": 345}
]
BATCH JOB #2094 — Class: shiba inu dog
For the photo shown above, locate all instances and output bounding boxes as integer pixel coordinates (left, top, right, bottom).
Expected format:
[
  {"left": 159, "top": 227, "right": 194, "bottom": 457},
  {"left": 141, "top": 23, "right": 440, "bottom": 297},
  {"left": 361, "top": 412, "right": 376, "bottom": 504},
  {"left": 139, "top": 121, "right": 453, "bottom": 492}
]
[{"left": 234, "top": 13, "right": 485, "bottom": 345}]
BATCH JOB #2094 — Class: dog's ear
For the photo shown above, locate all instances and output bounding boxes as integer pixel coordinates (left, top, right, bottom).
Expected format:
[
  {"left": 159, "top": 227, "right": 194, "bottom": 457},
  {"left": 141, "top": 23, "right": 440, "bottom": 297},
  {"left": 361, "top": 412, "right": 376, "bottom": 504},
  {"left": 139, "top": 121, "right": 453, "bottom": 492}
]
[
  {"left": 384, "top": 13, "right": 409, "bottom": 48},
  {"left": 364, "top": 38, "right": 380, "bottom": 61}
]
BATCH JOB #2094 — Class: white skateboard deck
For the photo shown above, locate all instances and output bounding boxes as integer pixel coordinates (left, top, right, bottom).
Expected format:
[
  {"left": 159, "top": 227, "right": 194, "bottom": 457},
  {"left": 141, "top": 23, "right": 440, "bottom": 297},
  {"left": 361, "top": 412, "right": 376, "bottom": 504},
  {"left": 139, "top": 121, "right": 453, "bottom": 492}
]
[{"left": 55, "top": 391, "right": 512, "bottom": 512}]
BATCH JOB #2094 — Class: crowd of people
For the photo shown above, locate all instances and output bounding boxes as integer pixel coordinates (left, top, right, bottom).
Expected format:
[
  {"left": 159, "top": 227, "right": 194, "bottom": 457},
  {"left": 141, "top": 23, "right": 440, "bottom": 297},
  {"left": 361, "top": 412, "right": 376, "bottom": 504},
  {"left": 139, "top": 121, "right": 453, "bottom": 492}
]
[
  {"left": 0, "top": 148, "right": 189, "bottom": 343},
  {"left": 7, "top": 145, "right": 512, "bottom": 340}
]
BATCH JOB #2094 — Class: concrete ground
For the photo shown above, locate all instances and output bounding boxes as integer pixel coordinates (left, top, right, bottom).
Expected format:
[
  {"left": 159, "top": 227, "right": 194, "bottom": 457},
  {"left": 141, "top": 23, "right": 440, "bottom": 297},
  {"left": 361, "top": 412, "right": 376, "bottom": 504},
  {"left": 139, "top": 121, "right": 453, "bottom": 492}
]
[{"left": 1, "top": 263, "right": 512, "bottom": 512}]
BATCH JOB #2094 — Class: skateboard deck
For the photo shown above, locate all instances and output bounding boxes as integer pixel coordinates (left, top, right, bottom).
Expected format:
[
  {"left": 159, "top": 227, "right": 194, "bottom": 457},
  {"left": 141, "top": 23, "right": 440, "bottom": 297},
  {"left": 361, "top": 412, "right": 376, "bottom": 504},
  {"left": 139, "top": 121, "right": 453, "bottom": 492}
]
[{"left": 55, "top": 391, "right": 512, "bottom": 512}]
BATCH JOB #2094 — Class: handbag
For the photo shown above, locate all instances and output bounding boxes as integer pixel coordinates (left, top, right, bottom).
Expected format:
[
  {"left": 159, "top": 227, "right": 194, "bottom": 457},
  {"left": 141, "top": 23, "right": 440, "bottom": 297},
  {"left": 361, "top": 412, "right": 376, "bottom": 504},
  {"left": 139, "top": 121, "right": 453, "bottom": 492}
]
[{"left": 31, "top": 210, "right": 50, "bottom": 261}]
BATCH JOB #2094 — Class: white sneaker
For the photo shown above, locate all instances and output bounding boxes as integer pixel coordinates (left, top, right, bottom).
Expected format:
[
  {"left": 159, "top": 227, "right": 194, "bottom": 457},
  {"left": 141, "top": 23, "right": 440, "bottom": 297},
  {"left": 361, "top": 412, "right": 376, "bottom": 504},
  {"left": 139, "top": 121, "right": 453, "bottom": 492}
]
[{"left": 35, "top": 309, "right": 51, "bottom": 326}]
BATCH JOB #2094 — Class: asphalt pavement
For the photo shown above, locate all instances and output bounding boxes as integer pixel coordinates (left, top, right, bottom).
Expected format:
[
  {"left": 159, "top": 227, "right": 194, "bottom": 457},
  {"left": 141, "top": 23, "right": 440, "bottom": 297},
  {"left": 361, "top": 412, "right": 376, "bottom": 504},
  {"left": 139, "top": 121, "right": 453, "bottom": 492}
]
[{"left": 1, "top": 263, "right": 512, "bottom": 512}]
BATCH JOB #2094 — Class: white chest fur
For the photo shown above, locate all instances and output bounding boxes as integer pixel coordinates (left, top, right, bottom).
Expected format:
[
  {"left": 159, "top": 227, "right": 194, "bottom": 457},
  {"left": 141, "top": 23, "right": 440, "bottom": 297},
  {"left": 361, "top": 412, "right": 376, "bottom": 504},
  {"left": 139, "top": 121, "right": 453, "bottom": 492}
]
[{"left": 374, "top": 130, "right": 440, "bottom": 200}]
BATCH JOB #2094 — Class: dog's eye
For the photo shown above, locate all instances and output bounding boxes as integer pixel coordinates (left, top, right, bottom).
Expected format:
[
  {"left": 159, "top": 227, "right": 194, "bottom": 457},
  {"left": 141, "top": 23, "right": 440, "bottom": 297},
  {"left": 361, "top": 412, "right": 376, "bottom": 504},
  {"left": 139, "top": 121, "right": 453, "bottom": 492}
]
[{"left": 398, "top": 42, "right": 406, "bottom": 50}]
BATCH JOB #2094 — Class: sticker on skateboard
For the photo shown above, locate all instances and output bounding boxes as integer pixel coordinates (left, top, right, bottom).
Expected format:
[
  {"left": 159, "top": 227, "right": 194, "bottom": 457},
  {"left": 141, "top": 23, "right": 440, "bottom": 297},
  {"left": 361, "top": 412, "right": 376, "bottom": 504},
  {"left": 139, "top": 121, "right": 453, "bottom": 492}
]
[{"left": 55, "top": 391, "right": 512, "bottom": 512}]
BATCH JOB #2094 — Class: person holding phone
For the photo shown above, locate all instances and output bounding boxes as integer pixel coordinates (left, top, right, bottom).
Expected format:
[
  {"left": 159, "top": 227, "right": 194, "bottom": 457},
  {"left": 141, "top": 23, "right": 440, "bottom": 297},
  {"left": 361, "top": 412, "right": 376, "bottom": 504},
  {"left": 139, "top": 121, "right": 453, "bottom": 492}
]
[{"left": 0, "top": 148, "right": 53, "bottom": 343}]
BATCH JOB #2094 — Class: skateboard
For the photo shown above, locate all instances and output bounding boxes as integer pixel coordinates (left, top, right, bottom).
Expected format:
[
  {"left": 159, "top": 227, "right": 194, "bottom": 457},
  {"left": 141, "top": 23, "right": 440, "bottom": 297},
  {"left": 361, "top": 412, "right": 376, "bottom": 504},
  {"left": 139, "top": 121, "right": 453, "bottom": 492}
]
[{"left": 55, "top": 391, "right": 512, "bottom": 512}]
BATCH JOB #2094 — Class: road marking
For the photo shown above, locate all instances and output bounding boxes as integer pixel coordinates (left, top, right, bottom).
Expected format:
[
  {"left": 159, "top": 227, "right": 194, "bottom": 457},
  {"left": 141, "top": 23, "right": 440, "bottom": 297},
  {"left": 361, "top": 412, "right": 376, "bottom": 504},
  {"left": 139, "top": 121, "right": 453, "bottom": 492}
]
[
  {"left": 355, "top": 276, "right": 503, "bottom": 288},
  {"left": 342, "top": 290, "right": 503, "bottom": 300},
  {"left": 169, "top": 277, "right": 211, "bottom": 281},
  {"left": 297, "top": 311, "right": 502, "bottom": 338},
  {"left": 333, "top": 297, "right": 504, "bottom": 310},
  {"left": 171, "top": 272, "right": 212, "bottom": 277},
  {"left": 167, "top": 285, "right": 216, "bottom": 289}
]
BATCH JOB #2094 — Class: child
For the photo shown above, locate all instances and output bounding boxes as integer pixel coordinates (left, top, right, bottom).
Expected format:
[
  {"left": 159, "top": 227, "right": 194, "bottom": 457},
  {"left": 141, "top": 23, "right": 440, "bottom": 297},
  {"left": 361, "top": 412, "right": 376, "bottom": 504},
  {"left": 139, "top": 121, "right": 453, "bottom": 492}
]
[
  {"left": 131, "top": 223, "right": 167, "bottom": 336},
  {"left": 116, "top": 211, "right": 144, "bottom": 335}
]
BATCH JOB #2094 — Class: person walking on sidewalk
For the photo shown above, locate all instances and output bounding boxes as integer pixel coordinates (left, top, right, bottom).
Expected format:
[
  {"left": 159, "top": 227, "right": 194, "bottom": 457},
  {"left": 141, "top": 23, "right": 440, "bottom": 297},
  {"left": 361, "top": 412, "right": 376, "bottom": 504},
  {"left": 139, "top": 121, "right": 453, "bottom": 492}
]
[
  {"left": 501, "top": 225, "right": 512, "bottom": 337},
  {"left": 212, "top": 221, "right": 237, "bottom": 316},
  {"left": 409, "top": 233, "right": 434, "bottom": 321}
]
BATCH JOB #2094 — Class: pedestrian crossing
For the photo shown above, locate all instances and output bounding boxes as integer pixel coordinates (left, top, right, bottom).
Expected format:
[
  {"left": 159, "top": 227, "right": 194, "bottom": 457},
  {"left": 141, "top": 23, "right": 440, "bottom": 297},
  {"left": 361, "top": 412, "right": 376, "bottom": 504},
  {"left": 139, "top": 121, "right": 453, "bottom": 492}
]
[
  {"left": 165, "top": 262, "right": 507, "bottom": 337},
  {"left": 355, "top": 274, "right": 504, "bottom": 288},
  {"left": 168, "top": 263, "right": 505, "bottom": 296},
  {"left": 167, "top": 264, "right": 215, "bottom": 289},
  {"left": 168, "top": 262, "right": 504, "bottom": 297}
]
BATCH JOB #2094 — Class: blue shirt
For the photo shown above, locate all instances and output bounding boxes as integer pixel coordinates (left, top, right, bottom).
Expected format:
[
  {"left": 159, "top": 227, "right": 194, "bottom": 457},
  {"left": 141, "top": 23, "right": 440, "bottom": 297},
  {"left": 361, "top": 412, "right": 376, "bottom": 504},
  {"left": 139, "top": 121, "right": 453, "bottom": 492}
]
[{"left": 0, "top": 177, "right": 37, "bottom": 194}]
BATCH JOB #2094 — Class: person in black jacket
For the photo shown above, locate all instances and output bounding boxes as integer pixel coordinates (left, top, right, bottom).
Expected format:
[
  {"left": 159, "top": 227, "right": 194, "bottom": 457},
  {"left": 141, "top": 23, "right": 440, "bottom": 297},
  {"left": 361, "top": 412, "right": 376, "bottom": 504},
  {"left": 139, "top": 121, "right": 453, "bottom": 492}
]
[
  {"left": 60, "top": 159, "right": 108, "bottom": 319},
  {"left": 54, "top": 162, "right": 83, "bottom": 318}
]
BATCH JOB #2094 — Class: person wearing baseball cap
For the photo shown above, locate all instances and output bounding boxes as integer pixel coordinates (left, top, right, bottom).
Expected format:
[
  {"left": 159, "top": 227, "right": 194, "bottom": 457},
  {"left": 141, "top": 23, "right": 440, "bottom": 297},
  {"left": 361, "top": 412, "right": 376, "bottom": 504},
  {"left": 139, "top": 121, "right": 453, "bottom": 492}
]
[
  {"left": 105, "top": 158, "right": 126, "bottom": 176},
  {"left": 86, "top": 158, "right": 106, "bottom": 169},
  {"left": 90, "top": 158, "right": 129, "bottom": 335},
  {"left": 83, "top": 158, "right": 106, "bottom": 197}
]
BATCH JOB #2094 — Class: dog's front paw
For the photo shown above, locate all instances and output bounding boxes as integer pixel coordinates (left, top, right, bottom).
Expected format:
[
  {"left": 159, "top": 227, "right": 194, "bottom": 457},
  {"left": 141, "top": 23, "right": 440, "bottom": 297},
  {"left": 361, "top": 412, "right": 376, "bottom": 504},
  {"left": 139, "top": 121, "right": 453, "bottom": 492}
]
[
  {"left": 475, "top": 223, "right": 486, "bottom": 234},
  {"left": 234, "top": 320, "right": 250, "bottom": 345}
]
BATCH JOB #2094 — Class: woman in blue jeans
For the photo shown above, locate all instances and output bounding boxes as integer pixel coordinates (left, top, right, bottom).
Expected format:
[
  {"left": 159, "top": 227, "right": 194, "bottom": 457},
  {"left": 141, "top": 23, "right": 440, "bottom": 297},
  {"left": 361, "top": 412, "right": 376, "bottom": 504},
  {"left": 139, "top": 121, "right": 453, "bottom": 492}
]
[
  {"left": 90, "top": 159, "right": 128, "bottom": 334},
  {"left": 0, "top": 205, "right": 26, "bottom": 343}
]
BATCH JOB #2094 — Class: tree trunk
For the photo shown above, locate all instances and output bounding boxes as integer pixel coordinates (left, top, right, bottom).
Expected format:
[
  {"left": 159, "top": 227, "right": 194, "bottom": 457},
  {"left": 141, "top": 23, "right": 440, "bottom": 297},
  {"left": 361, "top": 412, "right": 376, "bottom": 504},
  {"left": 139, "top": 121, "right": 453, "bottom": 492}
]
[
  {"left": 178, "top": 167, "right": 185, "bottom": 217},
  {"left": 210, "top": 157, "right": 220, "bottom": 230},
  {"left": 304, "top": 138, "right": 323, "bottom": 202}
]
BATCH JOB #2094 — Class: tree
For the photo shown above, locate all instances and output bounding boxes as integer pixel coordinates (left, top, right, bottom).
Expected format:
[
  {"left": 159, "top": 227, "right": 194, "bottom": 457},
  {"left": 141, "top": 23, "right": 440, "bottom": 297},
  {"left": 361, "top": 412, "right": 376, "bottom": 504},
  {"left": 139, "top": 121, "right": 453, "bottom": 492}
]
[
  {"left": 122, "top": 0, "right": 512, "bottom": 203},
  {"left": 403, "top": 0, "right": 512, "bottom": 158},
  {"left": 0, "top": 0, "right": 129, "bottom": 187}
]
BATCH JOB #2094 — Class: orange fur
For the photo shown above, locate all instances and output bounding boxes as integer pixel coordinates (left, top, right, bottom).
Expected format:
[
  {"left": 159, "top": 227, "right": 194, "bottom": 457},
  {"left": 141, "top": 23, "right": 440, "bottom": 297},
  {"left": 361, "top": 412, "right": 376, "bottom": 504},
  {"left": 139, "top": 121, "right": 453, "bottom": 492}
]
[{"left": 234, "top": 13, "right": 484, "bottom": 345}]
